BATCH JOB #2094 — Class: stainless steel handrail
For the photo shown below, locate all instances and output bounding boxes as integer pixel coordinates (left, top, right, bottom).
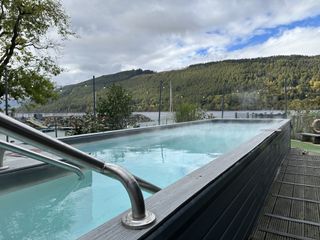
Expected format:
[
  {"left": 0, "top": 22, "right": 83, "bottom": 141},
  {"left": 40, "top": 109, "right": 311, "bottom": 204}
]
[
  {"left": 0, "top": 113, "right": 156, "bottom": 229},
  {"left": 0, "top": 140, "right": 84, "bottom": 179},
  {"left": 133, "top": 175, "right": 161, "bottom": 194}
]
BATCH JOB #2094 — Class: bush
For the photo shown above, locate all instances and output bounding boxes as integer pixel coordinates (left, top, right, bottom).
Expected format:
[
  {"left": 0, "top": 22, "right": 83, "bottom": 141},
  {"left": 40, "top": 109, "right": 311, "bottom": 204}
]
[
  {"left": 175, "top": 103, "right": 205, "bottom": 123},
  {"left": 67, "top": 114, "right": 105, "bottom": 135}
]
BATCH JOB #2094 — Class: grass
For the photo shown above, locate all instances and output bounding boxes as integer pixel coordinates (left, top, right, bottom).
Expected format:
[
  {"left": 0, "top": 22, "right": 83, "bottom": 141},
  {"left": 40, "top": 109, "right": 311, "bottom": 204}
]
[{"left": 291, "top": 139, "right": 320, "bottom": 155}]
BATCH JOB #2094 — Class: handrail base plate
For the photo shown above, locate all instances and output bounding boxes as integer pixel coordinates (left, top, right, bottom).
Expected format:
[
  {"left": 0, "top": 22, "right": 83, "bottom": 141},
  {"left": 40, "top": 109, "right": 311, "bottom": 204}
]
[{"left": 122, "top": 210, "right": 156, "bottom": 230}]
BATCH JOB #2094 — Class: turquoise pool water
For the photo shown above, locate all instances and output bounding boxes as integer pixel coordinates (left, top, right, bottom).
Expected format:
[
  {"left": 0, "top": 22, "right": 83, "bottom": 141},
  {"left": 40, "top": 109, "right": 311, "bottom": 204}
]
[{"left": 0, "top": 121, "right": 277, "bottom": 240}]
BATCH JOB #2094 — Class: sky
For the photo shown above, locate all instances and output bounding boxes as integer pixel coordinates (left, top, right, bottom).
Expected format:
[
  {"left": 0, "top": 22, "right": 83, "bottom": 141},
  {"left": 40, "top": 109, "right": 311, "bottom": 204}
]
[{"left": 54, "top": 0, "right": 320, "bottom": 86}]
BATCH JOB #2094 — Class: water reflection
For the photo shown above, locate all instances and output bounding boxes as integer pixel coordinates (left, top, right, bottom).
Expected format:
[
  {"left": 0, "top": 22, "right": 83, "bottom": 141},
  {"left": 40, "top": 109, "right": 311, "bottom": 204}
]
[
  {"left": 0, "top": 172, "right": 93, "bottom": 240},
  {"left": 78, "top": 122, "right": 268, "bottom": 188}
]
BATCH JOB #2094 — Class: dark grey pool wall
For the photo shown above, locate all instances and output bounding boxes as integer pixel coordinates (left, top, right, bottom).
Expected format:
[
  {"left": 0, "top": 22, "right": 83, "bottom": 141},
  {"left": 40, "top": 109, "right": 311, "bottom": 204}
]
[
  {"left": 80, "top": 119, "right": 290, "bottom": 240},
  {"left": 142, "top": 122, "right": 291, "bottom": 240}
]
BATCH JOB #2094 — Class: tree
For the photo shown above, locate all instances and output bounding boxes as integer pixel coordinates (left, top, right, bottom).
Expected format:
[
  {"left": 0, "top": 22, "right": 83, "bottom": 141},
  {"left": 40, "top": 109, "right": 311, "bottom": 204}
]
[
  {"left": 97, "top": 85, "right": 132, "bottom": 130},
  {"left": 0, "top": 0, "right": 73, "bottom": 105},
  {"left": 27, "top": 55, "right": 320, "bottom": 112},
  {"left": 175, "top": 103, "right": 204, "bottom": 123}
]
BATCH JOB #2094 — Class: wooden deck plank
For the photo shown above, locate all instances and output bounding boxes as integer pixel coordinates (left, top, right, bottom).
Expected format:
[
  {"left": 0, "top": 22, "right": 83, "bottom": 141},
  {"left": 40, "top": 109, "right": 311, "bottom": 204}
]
[
  {"left": 304, "top": 202, "right": 319, "bottom": 223},
  {"left": 283, "top": 173, "right": 296, "bottom": 183},
  {"left": 278, "top": 183, "right": 294, "bottom": 197},
  {"left": 304, "top": 224, "right": 320, "bottom": 240},
  {"left": 250, "top": 149, "right": 320, "bottom": 240},
  {"left": 290, "top": 199, "right": 304, "bottom": 220}
]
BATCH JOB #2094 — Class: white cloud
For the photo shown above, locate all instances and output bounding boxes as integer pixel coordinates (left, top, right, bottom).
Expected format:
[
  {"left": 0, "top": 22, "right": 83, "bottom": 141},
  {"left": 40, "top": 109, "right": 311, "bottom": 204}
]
[
  {"left": 230, "top": 27, "right": 320, "bottom": 58},
  {"left": 53, "top": 0, "right": 320, "bottom": 85}
]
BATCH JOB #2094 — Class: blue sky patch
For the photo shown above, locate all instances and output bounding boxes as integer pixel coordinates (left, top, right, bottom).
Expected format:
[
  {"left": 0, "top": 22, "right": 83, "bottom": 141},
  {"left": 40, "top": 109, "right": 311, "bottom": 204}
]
[
  {"left": 195, "top": 47, "right": 209, "bottom": 56},
  {"left": 226, "top": 14, "right": 320, "bottom": 51}
]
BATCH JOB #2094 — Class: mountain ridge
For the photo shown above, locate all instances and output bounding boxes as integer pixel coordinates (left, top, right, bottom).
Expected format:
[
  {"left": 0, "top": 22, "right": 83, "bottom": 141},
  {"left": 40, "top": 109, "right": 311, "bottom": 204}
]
[{"left": 26, "top": 55, "right": 320, "bottom": 112}]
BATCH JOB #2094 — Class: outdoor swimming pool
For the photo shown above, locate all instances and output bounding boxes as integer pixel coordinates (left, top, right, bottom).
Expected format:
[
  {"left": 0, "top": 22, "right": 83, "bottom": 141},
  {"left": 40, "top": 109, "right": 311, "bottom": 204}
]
[{"left": 0, "top": 120, "right": 282, "bottom": 240}]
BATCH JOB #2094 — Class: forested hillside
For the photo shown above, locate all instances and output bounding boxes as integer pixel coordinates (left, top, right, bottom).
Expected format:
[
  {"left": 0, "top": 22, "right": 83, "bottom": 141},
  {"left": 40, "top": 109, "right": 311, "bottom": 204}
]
[{"left": 28, "top": 55, "right": 320, "bottom": 112}]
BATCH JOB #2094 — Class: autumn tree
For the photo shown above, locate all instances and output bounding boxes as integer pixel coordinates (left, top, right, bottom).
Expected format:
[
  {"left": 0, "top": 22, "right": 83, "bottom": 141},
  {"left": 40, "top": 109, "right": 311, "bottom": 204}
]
[{"left": 0, "top": 0, "right": 73, "bottom": 105}]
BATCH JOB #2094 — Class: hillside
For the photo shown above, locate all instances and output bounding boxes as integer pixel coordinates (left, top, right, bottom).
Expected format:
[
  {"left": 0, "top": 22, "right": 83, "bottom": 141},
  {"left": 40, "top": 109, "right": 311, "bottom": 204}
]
[{"left": 28, "top": 55, "right": 320, "bottom": 112}]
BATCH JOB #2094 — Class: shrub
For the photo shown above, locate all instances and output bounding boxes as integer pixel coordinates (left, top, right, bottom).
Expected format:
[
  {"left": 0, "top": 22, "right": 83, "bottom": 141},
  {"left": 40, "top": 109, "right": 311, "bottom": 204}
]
[
  {"left": 175, "top": 103, "right": 205, "bottom": 122},
  {"left": 67, "top": 114, "right": 105, "bottom": 135}
]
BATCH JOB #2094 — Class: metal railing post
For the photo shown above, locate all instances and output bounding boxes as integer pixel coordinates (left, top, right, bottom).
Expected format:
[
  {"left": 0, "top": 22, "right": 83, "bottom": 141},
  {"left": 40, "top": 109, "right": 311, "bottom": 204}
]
[
  {"left": 93, "top": 75, "right": 96, "bottom": 118},
  {"left": 4, "top": 66, "right": 9, "bottom": 142},
  {"left": 158, "top": 80, "right": 163, "bottom": 125}
]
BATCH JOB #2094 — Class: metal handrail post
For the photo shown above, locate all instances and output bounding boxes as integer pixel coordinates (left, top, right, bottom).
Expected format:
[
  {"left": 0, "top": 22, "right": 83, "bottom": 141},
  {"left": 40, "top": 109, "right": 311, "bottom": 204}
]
[
  {"left": 0, "top": 113, "right": 156, "bottom": 229},
  {"left": 0, "top": 140, "right": 84, "bottom": 179}
]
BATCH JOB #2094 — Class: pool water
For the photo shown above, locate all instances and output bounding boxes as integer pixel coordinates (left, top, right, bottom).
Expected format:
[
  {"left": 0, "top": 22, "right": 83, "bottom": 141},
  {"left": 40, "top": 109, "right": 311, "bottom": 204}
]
[
  {"left": 0, "top": 121, "right": 276, "bottom": 240},
  {"left": 79, "top": 122, "right": 271, "bottom": 188}
]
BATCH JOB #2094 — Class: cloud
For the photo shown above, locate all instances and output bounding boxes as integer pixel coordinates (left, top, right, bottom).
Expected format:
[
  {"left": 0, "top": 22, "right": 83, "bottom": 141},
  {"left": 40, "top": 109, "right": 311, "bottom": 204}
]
[
  {"left": 53, "top": 0, "right": 320, "bottom": 85},
  {"left": 230, "top": 27, "right": 320, "bottom": 58}
]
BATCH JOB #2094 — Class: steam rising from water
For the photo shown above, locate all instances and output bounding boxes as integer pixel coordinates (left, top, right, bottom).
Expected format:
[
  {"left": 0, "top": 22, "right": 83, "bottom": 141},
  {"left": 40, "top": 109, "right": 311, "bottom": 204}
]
[{"left": 79, "top": 122, "right": 272, "bottom": 187}]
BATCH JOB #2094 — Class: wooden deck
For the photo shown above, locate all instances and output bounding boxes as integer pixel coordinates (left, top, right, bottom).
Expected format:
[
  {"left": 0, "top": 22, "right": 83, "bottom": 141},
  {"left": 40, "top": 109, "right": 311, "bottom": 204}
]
[{"left": 250, "top": 148, "right": 320, "bottom": 240}]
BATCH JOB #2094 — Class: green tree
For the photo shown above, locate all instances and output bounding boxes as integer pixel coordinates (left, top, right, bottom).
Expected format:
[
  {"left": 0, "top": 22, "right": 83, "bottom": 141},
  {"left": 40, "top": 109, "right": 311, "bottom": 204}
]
[
  {"left": 97, "top": 85, "right": 132, "bottom": 130},
  {"left": 0, "top": 0, "right": 73, "bottom": 105},
  {"left": 175, "top": 103, "right": 204, "bottom": 123},
  {"left": 30, "top": 55, "right": 320, "bottom": 112}
]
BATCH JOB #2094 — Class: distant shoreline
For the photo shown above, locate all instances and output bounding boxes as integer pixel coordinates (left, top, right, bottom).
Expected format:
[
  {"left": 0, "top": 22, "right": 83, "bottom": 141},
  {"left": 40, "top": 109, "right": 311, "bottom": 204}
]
[{"left": 15, "top": 110, "right": 285, "bottom": 120}]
